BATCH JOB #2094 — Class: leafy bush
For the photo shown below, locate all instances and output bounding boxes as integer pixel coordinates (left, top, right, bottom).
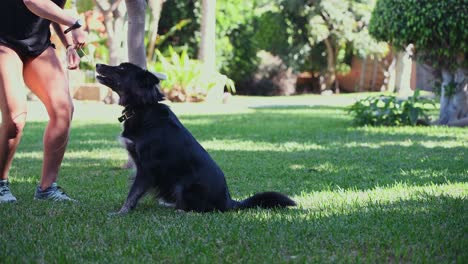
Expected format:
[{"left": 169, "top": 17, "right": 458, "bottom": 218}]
[
  {"left": 152, "top": 47, "right": 235, "bottom": 103},
  {"left": 158, "top": 0, "right": 273, "bottom": 85},
  {"left": 158, "top": 0, "right": 199, "bottom": 57},
  {"left": 252, "top": 11, "right": 290, "bottom": 61},
  {"left": 75, "top": 0, "right": 94, "bottom": 13},
  {"left": 348, "top": 90, "right": 435, "bottom": 126},
  {"left": 369, "top": 0, "right": 468, "bottom": 69},
  {"left": 78, "top": 33, "right": 109, "bottom": 72},
  {"left": 221, "top": 24, "right": 259, "bottom": 84},
  {"left": 235, "top": 51, "right": 296, "bottom": 96}
]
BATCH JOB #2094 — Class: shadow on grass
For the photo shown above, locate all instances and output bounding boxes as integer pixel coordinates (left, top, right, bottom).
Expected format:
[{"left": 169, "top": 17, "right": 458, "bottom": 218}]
[{"left": 12, "top": 105, "right": 466, "bottom": 197}]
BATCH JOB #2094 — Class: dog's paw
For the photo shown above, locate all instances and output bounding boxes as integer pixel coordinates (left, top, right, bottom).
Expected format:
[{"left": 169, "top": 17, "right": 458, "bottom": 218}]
[
  {"left": 108, "top": 211, "right": 124, "bottom": 217},
  {"left": 108, "top": 207, "right": 131, "bottom": 217},
  {"left": 158, "top": 199, "right": 176, "bottom": 208}
]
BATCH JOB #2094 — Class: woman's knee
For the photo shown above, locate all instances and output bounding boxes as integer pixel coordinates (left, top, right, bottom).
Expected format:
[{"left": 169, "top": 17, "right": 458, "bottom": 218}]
[
  {"left": 1, "top": 112, "right": 27, "bottom": 139},
  {"left": 48, "top": 99, "right": 74, "bottom": 125}
]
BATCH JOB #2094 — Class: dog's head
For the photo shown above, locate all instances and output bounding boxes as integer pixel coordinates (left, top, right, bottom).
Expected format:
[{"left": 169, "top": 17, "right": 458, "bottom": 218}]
[{"left": 96, "top": 62, "right": 165, "bottom": 106}]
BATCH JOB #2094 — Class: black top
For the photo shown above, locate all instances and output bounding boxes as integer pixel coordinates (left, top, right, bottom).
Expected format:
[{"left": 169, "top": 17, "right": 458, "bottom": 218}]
[{"left": 0, "top": 0, "right": 66, "bottom": 60}]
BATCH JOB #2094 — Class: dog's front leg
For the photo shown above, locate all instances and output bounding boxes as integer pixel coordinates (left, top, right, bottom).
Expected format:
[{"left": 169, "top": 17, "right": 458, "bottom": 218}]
[{"left": 117, "top": 174, "right": 148, "bottom": 214}]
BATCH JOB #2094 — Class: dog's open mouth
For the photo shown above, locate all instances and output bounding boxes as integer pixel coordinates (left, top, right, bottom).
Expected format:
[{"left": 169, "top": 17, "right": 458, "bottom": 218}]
[
  {"left": 95, "top": 69, "right": 116, "bottom": 88},
  {"left": 95, "top": 64, "right": 114, "bottom": 88},
  {"left": 95, "top": 74, "right": 107, "bottom": 84},
  {"left": 95, "top": 74, "right": 110, "bottom": 86},
  {"left": 95, "top": 74, "right": 120, "bottom": 95}
]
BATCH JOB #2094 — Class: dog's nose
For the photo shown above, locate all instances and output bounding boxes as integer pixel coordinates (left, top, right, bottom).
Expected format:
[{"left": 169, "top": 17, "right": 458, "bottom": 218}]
[{"left": 96, "top": 63, "right": 102, "bottom": 69}]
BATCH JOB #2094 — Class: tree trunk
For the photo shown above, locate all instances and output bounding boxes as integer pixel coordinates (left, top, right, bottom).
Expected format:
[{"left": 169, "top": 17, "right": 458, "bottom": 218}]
[
  {"left": 95, "top": 0, "right": 127, "bottom": 66},
  {"left": 388, "top": 45, "right": 413, "bottom": 95},
  {"left": 125, "top": 0, "right": 147, "bottom": 69},
  {"left": 385, "top": 53, "right": 397, "bottom": 91},
  {"left": 370, "top": 57, "right": 378, "bottom": 91},
  {"left": 198, "top": 0, "right": 216, "bottom": 73},
  {"left": 393, "top": 51, "right": 405, "bottom": 92},
  {"left": 111, "top": 6, "right": 127, "bottom": 65},
  {"left": 147, "top": 0, "right": 165, "bottom": 61},
  {"left": 94, "top": 0, "right": 126, "bottom": 104},
  {"left": 359, "top": 56, "right": 367, "bottom": 92},
  {"left": 323, "top": 37, "right": 336, "bottom": 92},
  {"left": 438, "top": 68, "right": 468, "bottom": 126},
  {"left": 398, "top": 45, "right": 414, "bottom": 96}
]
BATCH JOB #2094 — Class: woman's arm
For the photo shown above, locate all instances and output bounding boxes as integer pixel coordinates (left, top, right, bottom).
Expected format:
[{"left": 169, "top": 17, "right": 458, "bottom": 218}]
[
  {"left": 52, "top": 23, "right": 73, "bottom": 47},
  {"left": 25, "top": 0, "right": 87, "bottom": 48},
  {"left": 52, "top": 22, "right": 81, "bottom": 70},
  {"left": 23, "top": 0, "right": 78, "bottom": 27}
]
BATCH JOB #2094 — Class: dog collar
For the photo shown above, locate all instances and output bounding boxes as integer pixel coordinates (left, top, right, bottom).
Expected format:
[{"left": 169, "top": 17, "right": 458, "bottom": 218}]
[{"left": 118, "top": 108, "right": 135, "bottom": 123}]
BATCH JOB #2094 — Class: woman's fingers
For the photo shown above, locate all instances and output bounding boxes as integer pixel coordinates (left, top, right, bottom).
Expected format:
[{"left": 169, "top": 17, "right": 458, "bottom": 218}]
[
  {"left": 67, "top": 49, "right": 80, "bottom": 70},
  {"left": 72, "top": 28, "right": 87, "bottom": 49}
]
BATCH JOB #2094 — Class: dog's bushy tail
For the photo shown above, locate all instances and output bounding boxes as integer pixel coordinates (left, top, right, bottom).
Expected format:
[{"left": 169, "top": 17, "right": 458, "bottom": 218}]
[{"left": 232, "top": 192, "right": 296, "bottom": 210}]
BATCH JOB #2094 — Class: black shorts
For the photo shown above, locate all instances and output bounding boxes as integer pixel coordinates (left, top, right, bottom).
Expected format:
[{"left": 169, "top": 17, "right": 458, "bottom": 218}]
[
  {"left": 0, "top": 0, "right": 63, "bottom": 63},
  {"left": 0, "top": 36, "right": 54, "bottom": 63}
]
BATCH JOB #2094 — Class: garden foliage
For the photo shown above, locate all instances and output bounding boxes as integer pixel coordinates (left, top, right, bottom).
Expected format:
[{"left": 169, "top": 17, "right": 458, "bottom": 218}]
[
  {"left": 369, "top": 0, "right": 467, "bottom": 69},
  {"left": 152, "top": 46, "right": 235, "bottom": 102},
  {"left": 348, "top": 90, "right": 435, "bottom": 126}
]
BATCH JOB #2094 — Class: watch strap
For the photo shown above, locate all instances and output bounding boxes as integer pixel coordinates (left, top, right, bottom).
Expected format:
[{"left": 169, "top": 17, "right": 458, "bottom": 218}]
[{"left": 64, "top": 20, "right": 82, "bottom": 34}]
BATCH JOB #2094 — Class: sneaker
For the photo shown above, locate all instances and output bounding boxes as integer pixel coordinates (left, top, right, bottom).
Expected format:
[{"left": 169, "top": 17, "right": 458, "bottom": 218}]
[
  {"left": 34, "top": 182, "right": 76, "bottom": 202},
  {"left": 0, "top": 180, "right": 17, "bottom": 203}
]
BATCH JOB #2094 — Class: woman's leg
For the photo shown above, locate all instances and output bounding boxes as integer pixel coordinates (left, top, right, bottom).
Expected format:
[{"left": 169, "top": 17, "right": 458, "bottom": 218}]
[
  {"left": 0, "top": 46, "right": 28, "bottom": 181},
  {"left": 23, "top": 47, "right": 74, "bottom": 190}
]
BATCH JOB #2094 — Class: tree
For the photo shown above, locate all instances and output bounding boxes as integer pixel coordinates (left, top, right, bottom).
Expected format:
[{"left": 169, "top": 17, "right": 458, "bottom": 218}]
[
  {"left": 198, "top": 0, "right": 217, "bottom": 72},
  {"left": 93, "top": 0, "right": 127, "bottom": 104},
  {"left": 386, "top": 45, "right": 413, "bottom": 95},
  {"left": 120, "top": 0, "right": 147, "bottom": 168},
  {"left": 369, "top": 0, "right": 468, "bottom": 126},
  {"left": 94, "top": 0, "right": 127, "bottom": 65},
  {"left": 146, "top": 0, "right": 166, "bottom": 61},
  {"left": 125, "top": 0, "right": 147, "bottom": 69},
  {"left": 281, "top": 0, "right": 388, "bottom": 92}
]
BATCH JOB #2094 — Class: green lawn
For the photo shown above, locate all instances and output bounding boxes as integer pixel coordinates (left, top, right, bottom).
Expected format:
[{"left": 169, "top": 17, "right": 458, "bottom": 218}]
[{"left": 1, "top": 95, "right": 467, "bottom": 263}]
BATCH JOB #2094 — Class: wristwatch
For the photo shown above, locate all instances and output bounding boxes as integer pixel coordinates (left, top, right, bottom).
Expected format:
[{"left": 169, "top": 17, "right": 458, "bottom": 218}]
[{"left": 64, "top": 19, "right": 83, "bottom": 34}]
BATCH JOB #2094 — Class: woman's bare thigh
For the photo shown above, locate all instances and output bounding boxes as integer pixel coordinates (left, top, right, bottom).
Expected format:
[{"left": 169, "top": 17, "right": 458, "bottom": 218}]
[
  {"left": 0, "top": 45, "right": 27, "bottom": 123},
  {"left": 22, "top": 47, "right": 72, "bottom": 116}
]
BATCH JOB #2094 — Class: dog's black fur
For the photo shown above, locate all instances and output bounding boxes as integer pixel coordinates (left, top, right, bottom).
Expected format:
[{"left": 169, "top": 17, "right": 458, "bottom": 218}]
[{"left": 96, "top": 62, "right": 296, "bottom": 214}]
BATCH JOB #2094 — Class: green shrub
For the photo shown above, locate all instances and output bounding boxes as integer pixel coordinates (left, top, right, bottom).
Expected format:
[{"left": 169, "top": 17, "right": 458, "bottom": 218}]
[
  {"left": 158, "top": 0, "right": 199, "bottom": 57},
  {"left": 221, "top": 24, "right": 260, "bottom": 84},
  {"left": 252, "top": 11, "right": 289, "bottom": 60},
  {"left": 76, "top": 0, "right": 94, "bottom": 13},
  {"left": 78, "top": 32, "right": 109, "bottom": 72},
  {"left": 348, "top": 90, "right": 435, "bottom": 126},
  {"left": 157, "top": 0, "right": 271, "bottom": 85},
  {"left": 152, "top": 46, "right": 235, "bottom": 103},
  {"left": 369, "top": 0, "right": 467, "bottom": 69}
]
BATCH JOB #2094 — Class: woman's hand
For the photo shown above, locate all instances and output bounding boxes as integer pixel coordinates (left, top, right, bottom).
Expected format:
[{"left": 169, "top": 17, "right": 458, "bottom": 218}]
[
  {"left": 71, "top": 27, "right": 87, "bottom": 49},
  {"left": 66, "top": 46, "right": 80, "bottom": 70}
]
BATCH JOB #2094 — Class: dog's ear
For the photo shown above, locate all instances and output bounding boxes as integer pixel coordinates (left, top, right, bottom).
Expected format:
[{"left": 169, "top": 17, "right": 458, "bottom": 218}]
[
  {"left": 133, "top": 69, "right": 165, "bottom": 103},
  {"left": 143, "top": 71, "right": 165, "bottom": 102},
  {"left": 141, "top": 70, "right": 160, "bottom": 86}
]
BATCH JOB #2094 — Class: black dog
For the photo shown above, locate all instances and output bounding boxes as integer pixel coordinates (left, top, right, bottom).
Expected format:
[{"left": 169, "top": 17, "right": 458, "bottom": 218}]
[{"left": 96, "top": 62, "right": 296, "bottom": 214}]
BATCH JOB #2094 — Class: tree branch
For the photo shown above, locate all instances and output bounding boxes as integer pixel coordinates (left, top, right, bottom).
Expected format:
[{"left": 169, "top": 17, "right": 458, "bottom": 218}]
[{"left": 94, "top": 0, "right": 124, "bottom": 15}]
